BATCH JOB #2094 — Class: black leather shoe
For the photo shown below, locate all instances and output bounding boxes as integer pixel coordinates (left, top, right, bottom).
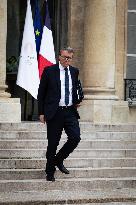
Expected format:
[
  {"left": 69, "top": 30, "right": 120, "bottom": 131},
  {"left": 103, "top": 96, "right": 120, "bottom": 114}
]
[
  {"left": 57, "top": 163, "right": 69, "bottom": 174},
  {"left": 46, "top": 175, "right": 55, "bottom": 182}
]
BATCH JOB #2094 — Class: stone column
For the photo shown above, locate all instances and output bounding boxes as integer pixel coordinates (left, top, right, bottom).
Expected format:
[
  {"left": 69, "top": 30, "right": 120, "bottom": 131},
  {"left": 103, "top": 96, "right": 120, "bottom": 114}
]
[
  {"left": 80, "top": 0, "right": 119, "bottom": 123},
  {"left": 83, "top": 0, "right": 117, "bottom": 99},
  {"left": 0, "top": 0, "right": 21, "bottom": 122}
]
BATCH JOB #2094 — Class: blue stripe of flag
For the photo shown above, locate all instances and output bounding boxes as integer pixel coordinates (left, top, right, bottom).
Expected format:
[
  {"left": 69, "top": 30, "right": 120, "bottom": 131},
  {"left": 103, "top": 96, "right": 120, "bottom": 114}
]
[{"left": 33, "top": 0, "right": 43, "bottom": 54}]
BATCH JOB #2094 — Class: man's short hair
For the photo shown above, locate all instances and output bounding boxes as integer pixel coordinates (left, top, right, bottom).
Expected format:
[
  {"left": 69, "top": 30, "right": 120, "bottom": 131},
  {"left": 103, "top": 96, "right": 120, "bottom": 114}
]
[{"left": 59, "top": 47, "right": 74, "bottom": 55}]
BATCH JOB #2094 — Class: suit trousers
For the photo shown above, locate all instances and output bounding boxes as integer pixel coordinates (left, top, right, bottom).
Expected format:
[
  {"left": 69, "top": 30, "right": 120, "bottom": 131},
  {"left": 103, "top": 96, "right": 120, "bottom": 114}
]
[{"left": 45, "top": 106, "right": 81, "bottom": 175}]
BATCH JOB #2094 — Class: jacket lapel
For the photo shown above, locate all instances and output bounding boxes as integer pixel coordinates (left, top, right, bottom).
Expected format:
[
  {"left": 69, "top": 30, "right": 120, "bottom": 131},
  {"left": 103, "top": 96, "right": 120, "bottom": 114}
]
[
  {"left": 69, "top": 66, "right": 76, "bottom": 88},
  {"left": 55, "top": 65, "right": 76, "bottom": 96}
]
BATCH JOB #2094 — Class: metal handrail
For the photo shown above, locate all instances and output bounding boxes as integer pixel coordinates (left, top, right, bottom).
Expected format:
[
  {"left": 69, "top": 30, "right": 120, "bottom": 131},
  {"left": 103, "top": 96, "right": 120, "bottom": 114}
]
[{"left": 124, "top": 79, "right": 136, "bottom": 106}]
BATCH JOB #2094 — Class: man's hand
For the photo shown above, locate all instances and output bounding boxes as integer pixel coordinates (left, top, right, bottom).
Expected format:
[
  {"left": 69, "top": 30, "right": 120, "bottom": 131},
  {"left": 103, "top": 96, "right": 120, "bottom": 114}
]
[
  {"left": 39, "top": 115, "right": 46, "bottom": 124},
  {"left": 75, "top": 104, "right": 81, "bottom": 108}
]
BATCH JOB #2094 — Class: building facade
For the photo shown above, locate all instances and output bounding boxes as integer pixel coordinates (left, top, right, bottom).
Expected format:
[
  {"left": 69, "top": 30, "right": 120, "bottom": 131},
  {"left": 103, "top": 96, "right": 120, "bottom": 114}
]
[{"left": 0, "top": 0, "right": 136, "bottom": 123}]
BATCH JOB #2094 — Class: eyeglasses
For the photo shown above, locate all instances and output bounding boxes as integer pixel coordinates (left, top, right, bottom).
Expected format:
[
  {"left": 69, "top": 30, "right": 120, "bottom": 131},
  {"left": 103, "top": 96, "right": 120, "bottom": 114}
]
[{"left": 60, "top": 55, "right": 73, "bottom": 61}]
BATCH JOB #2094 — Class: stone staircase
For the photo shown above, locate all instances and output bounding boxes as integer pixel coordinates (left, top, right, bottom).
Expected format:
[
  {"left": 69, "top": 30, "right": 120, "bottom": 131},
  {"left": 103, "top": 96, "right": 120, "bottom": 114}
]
[{"left": 0, "top": 122, "right": 136, "bottom": 204}]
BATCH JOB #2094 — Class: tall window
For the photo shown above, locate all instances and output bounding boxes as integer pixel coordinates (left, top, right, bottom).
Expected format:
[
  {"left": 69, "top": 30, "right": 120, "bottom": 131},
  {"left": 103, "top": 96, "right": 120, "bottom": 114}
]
[{"left": 127, "top": 0, "right": 136, "bottom": 78}]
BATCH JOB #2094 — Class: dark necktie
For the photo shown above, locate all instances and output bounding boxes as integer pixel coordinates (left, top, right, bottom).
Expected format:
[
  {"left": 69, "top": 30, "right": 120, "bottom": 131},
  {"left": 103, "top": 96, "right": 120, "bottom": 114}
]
[{"left": 64, "top": 67, "right": 69, "bottom": 106}]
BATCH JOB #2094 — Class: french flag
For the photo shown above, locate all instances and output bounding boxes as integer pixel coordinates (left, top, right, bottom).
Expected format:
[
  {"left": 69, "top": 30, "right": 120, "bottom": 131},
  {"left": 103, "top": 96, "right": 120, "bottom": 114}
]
[{"left": 38, "top": 1, "right": 56, "bottom": 78}]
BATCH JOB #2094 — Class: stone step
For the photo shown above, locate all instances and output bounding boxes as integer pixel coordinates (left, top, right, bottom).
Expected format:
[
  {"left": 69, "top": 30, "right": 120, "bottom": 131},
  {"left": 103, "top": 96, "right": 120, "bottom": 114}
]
[
  {"left": 0, "top": 131, "right": 136, "bottom": 140},
  {"left": 0, "top": 158, "right": 135, "bottom": 169},
  {"left": 0, "top": 139, "right": 135, "bottom": 149},
  {"left": 1, "top": 122, "right": 136, "bottom": 132},
  {"left": 44, "top": 203, "right": 136, "bottom": 205},
  {"left": 0, "top": 167, "right": 136, "bottom": 180},
  {"left": 48, "top": 203, "right": 136, "bottom": 205},
  {"left": 0, "top": 178, "right": 135, "bottom": 192},
  {"left": 0, "top": 189, "right": 135, "bottom": 205},
  {"left": 41, "top": 203, "right": 136, "bottom": 205},
  {"left": 0, "top": 149, "right": 135, "bottom": 158}
]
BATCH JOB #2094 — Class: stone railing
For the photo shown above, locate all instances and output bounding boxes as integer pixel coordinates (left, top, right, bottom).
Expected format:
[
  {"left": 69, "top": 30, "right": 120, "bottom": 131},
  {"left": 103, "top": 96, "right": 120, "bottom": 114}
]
[{"left": 124, "top": 79, "right": 136, "bottom": 106}]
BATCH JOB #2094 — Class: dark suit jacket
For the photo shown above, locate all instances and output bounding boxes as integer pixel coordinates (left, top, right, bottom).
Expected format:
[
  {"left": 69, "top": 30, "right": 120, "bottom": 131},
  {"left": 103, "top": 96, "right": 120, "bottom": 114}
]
[{"left": 37, "top": 63, "right": 80, "bottom": 120}]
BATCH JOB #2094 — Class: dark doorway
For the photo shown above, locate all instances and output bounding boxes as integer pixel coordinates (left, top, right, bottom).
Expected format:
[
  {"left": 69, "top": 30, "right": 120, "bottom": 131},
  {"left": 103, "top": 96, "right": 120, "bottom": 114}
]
[{"left": 6, "top": 0, "right": 68, "bottom": 120}]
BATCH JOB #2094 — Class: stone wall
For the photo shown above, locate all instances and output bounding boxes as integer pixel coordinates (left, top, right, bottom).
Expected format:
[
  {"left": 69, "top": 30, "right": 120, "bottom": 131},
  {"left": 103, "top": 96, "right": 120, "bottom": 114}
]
[
  {"left": 68, "top": 0, "right": 85, "bottom": 81},
  {"left": 115, "top": 0, "right": 127, "bottom": 100}
]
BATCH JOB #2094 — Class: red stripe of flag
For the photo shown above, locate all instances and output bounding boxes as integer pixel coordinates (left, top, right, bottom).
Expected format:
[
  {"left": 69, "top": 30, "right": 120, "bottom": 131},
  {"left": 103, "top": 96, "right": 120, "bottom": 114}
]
[{"left": 38, "top": 54, "right": 54, "bottom": 78}]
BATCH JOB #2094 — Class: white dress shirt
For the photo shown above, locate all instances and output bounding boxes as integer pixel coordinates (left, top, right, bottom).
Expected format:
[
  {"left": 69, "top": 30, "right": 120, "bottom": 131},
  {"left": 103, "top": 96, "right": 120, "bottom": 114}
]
[{"left": 59, "top": 62, "right": 73, "bottom": 106}]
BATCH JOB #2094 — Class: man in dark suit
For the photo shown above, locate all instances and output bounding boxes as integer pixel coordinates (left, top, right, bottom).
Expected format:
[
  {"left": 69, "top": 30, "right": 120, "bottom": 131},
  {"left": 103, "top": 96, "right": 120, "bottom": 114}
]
[{"left": 38, "top": 47, "right": 82, "bottom": 181}]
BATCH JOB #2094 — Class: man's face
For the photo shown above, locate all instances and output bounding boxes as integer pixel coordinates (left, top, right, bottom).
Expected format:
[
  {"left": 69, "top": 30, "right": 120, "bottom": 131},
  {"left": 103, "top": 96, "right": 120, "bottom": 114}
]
[{"left": 59, "top": 50, "right": 73, "bottom": 67}]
